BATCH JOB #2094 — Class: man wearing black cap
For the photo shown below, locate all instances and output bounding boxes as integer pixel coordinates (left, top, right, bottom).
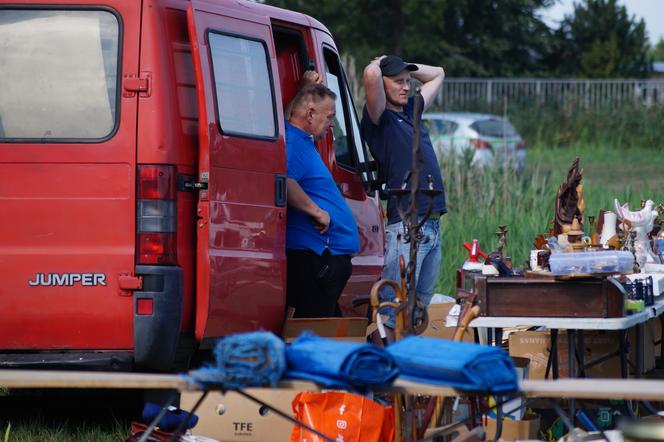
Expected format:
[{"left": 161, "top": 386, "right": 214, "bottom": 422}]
[{"left": 361, "top": 55, "right": 447, "bottom": 336}]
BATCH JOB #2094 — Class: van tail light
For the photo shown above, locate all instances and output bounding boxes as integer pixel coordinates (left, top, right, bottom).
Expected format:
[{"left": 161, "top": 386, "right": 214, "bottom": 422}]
[
  {"left": 136, "top": 165, "right": 177, "bottom": 265},
  {"left": 470, "top": 138, "right": 492, "bottom": 151},
  {"left": 516, "top": 139, "right": 526, "bottom": 150}
]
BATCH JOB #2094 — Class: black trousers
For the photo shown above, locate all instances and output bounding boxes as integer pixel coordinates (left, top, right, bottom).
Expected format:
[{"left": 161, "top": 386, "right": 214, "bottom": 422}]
[{"left": 286, "top": 248, "right": 353, "bottom": 318}]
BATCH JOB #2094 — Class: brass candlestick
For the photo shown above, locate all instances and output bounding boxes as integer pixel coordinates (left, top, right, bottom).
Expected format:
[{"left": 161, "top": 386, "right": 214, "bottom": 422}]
[{"left": 496, "top": 225, "right": 508, "bottom": 261}]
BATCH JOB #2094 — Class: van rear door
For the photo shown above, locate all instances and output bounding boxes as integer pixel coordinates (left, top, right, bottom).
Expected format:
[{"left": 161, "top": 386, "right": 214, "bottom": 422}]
[
  {"left": 187, "top": 1, "right": 287, "bottom": 342},
  {"left": 0, "top": 2, "right": 141, "bottom": 350}
]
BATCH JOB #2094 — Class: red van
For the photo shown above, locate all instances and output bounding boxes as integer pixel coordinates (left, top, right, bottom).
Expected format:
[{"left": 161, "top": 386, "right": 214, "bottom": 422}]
[{"left": 0, "top": 0, "right": 383, "bottom": 371}]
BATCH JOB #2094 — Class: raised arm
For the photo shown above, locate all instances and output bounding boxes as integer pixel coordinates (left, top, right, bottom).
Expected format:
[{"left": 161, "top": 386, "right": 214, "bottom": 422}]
[
  {"left": 285, "top": 70, "right": 323, "bottom": 119},
  {"left": 363, "top": 56, "right": 387, "bottom": 125},
  {"left": 286, "top": 178, "right": 330, "bottom": 233},
  {"left": 411, "top": 64, "right": 445, "bottom": 111}
]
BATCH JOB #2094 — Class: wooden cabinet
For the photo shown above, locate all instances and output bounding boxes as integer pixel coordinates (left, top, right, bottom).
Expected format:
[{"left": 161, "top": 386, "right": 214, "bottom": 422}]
[{"left": 458, "top": 272, "right": 625, "bottom": 318}]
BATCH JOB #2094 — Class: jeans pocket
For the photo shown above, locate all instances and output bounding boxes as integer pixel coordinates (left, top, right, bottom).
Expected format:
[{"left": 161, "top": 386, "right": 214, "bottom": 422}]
[{"left": 418, "top": 224, "right": 433, "bottom": 244}]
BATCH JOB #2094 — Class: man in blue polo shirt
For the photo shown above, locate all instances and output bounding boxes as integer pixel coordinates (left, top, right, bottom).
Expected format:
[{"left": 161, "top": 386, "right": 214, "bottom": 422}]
[
  {"left": 286, "top": 83, "right": 360, "bottom": 318},
  {"left": 361, "top": 55, "right": 447, "bottom": 335}
]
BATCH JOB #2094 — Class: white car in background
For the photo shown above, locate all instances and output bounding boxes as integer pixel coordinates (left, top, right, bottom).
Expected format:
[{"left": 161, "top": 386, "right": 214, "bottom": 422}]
[{"left": 423, "top": 112, "right": 526, "bottom": 171}]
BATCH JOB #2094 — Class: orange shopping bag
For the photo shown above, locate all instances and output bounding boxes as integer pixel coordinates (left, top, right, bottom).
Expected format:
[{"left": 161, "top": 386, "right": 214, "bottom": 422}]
[{"left": 289, "top": 391, "right": 394, "bottom": 442}]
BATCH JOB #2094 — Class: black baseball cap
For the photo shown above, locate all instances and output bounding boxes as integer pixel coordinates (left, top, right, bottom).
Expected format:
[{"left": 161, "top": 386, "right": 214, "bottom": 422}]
[{"left": 380, "top": 55, "right": 418, "bottom": 76}]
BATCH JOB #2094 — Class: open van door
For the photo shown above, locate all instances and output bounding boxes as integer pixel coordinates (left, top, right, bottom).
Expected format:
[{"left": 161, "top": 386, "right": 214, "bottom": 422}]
[{"left": 187, "top": 1, "right": 288, "bottom": 344}]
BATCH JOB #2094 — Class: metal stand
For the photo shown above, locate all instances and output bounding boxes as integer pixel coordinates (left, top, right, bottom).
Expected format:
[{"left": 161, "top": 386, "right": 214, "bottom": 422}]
[{"left": 367, "top": 92, "right": 443, "bottom": 440}]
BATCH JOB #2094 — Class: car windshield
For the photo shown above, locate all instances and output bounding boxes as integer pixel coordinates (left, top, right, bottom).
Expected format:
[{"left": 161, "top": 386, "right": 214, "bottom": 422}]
[
  {"left": 425, "top": 119, "right": 456, "bottom": 137},
  {"left": 470, "top": 118, "right": 518, "bottom": 137}
]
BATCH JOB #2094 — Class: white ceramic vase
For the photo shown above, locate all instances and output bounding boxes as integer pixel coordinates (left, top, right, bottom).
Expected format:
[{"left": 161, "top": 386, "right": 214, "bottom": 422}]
[{"left": 600, "top": 211, "right": 617, "bottom": 246}]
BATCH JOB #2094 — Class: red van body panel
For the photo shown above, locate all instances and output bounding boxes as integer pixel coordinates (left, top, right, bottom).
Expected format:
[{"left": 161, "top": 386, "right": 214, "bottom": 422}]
[
  {"left": 0, "top": 0, "right": 383, "bottom": 368},
  {"left": 0, "top": 0, "right": 142, "bottom": 350}
]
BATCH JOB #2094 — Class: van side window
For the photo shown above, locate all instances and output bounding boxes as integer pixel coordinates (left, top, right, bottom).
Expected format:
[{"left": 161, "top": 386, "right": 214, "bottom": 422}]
[
  {"left": 208, "top": 32, "right": 277, "bottom": 139},
  {"left": 323, "top": 49, "right": 357, "bottom": 169},
  {"left": 323, "top": 48, "right": 373, "bottom": 175},
  {"left": 0, "top": 9, "right": 119, "bottom": 141}
]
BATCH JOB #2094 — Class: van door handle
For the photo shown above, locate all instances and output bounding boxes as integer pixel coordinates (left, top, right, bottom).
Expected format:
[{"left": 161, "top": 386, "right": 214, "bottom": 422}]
[{"left": 275, "top": 174, "right": 287, "bottom": 207}]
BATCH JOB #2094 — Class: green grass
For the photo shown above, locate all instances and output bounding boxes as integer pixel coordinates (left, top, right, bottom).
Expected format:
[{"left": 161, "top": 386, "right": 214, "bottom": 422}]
[
  {"left": 0, "top": 390, "right": 139, "bottom": 442},
  {"left": 0, "top": 419, "right": 129, "bottom": 442},
  {"left": 435, "top": 142, "right": 664, "bottom": 295}
]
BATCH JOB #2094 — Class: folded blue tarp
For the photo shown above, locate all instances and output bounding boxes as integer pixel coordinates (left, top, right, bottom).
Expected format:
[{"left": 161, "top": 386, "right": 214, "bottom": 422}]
[
  {"left": 387, "top": 336, "right": 519, "bottom": 393},
  {"left": 286, "top": 332, "right": 399, "bottom": 390},
  {"left": 189, "top": 331, "right": 286, "bottom": 389}
]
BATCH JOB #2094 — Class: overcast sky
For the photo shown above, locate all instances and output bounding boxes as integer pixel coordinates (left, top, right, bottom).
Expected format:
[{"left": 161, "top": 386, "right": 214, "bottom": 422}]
[{"left": 539, "top": 0, "right": 664, "bottom": 45}]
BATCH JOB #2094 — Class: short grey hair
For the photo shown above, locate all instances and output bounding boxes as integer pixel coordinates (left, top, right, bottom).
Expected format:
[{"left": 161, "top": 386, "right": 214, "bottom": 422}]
[{"left": 290, "top": 83, "right": 336, "bottom": 113}]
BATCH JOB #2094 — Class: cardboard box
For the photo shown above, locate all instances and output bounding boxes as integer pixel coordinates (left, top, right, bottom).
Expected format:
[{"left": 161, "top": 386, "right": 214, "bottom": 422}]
[
  {"left": 497, "top": 357, "right": 529, "bottom": 420},
  {"left": 181, "top": 388, "right": 300, "bottom": 441},
  {"left": 421, "top": 303, "right": 474, "bottom": 342},
  {"left": 484, "top": 415, "right": 540, "bottom": 441},
  {"left": 628, "top": 317, "right": 659, "bottom": 373},
  {"left": 282, "top": 317, "right": 368, "bottom": 343},
  {"left": 509, "top": 330, "right": 621, "bottom": 379}
]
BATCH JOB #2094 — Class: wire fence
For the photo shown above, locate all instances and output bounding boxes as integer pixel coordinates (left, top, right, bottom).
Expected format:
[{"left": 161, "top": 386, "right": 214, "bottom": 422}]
[{"left": 435, "top": 78, "right": 664, "bottom": 112}]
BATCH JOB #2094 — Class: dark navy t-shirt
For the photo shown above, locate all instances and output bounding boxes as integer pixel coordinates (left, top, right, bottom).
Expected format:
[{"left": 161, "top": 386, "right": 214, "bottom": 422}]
[{"left": 361, "top": 97, "right": 447, "bottom": 225}]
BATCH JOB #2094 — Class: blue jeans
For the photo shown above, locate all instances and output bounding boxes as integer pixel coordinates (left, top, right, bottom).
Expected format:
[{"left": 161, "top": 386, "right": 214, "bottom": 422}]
[{"left": 380, "top": 219, "right": 442, "bottom": 328}]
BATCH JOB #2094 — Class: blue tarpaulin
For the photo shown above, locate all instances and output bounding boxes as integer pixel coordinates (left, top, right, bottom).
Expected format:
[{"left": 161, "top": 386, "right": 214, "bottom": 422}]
[
  {"left": 387, "top": 336, "right": 519, "bottom": 393},
  {"left": 189, "top": 331, "right": 286, "bottom": 389},
  {"left": 286, "top": 332, "right": 399, "bottom": 389}
]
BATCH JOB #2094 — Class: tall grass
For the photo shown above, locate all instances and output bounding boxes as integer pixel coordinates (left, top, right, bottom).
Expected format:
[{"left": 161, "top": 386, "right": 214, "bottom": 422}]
[
  {"left": 435, "top": 144, "right": 664, "bottom": 295},
  {"left": 512, "top": 103, "right": 664, "bottom": 149}
]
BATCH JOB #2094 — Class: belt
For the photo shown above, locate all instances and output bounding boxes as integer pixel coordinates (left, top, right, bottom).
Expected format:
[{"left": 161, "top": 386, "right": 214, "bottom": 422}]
[{"left": 427, "top": 214, "right": 441, "bottom": 221}]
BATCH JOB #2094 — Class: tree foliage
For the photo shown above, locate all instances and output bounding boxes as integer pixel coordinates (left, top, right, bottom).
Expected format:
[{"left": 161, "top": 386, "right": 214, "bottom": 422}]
[
  {"left": 265, "top": 0, "right": 554, "bottom": 77},
  {"left": 546, "top": 0, "right": 649, "bottom": 77},
  {"left": 650, "top": 39, "right": 664, "bottom": 62},
  {"left": 263, "top": 0, "right": 652, "bottom": 78}
]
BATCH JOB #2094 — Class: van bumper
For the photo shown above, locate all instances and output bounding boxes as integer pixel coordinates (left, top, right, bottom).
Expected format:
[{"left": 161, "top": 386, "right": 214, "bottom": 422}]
[
  {"left": 134, "top": 265, "right": 183, "bottom": 371},
  {"left": 0, "top": 351, "right": 133, "bottom": 371}
]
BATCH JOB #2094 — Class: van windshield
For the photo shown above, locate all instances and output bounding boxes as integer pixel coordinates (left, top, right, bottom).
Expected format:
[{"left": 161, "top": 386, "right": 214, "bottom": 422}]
[{"left": 0, "top": 10, "right": 119, "bottom": 140}]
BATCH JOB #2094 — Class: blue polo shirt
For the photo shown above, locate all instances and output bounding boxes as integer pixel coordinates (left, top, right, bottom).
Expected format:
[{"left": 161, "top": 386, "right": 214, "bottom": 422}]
[
  {"left": 285, "top": 122, "right": 360, "bottom": 256},
  {"left": 361, "top": 97, "right": 447, "bottom": 225}
]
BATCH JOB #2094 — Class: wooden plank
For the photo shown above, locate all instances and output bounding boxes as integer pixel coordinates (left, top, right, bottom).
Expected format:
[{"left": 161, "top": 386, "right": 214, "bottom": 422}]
[
  {"left": 393, "top": 378, "right": 664, "bottom": 401},
  {"left": 0, "top": 370, "right": 192, "bottom": 390},
  {"left": 521, "top": 379, "right": 664, "bottom": 401},
  {"left": 0, "top": 369, "right": 323, "bottom": 392},
  {"left": 1, "top": 370, "right": 664, "bottom": 402}
]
